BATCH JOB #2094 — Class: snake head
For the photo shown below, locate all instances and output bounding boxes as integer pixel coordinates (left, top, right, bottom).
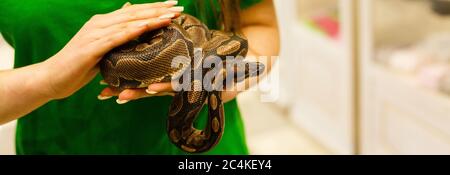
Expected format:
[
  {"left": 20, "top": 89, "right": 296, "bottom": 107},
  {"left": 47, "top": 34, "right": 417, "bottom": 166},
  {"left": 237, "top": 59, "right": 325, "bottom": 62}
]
[{"left": 224, "top": 59, "right": 266, "bottom": 85}]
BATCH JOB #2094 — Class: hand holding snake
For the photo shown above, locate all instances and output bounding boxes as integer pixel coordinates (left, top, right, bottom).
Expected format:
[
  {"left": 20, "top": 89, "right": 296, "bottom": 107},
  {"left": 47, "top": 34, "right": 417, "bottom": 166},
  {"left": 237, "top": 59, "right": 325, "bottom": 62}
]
[
  {"left": 38, "top": 2, "right": 181, "bottom": 100},
  {"left": 98, "top": 10, "right": 265, "bottom": 152},
  {"left": 97, "top": 3, "right": 238, "bottom": 104}
]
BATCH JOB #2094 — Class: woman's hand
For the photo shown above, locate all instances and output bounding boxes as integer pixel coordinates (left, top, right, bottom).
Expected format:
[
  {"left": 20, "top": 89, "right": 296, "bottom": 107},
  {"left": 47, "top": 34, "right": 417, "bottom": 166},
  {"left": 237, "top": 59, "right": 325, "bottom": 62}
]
[
  {"left": 0, "top": 1, "right": 185, "bottom": 124},
  {"left": 98, "top": 82, "right": 240, "bottom": 104},
  {"left": 42, "top": 1, "right": 183, "bottom": 100}
]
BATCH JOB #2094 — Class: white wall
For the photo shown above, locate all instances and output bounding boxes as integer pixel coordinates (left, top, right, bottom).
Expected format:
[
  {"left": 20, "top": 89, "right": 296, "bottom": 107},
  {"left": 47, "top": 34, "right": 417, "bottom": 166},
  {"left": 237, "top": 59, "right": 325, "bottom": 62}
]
[{"left": 0, "top": 35, "right": 16, "bottom": 155}]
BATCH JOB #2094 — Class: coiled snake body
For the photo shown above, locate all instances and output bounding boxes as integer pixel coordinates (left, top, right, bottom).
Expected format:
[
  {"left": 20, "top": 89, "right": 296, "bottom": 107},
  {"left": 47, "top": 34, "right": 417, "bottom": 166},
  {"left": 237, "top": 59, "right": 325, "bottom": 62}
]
[{"left": 100, "top": 14, "right": 265, "bottom": 153}]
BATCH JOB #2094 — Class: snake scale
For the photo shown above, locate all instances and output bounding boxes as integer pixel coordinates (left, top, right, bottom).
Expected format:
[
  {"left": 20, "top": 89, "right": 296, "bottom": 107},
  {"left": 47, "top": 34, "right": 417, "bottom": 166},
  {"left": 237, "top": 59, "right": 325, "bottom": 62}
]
[{"left": 99, "top": 14, "right": 265, "bottom": 153}]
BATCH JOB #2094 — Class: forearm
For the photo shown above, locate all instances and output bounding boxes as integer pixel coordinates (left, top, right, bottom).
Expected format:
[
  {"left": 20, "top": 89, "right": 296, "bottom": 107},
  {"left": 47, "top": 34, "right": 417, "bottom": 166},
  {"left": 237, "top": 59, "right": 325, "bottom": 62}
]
[
  {"left": 243, "top": 24, "right": 280, "bottom": 72},
  {"left": 0, "top": 62, "right": 52, "bottom": 124},
  {"left": 242, "top": 0, "right": 279, "bottom": 61},
  {"left": 234, "top": 0, "right": 279, "bottom": 93}
]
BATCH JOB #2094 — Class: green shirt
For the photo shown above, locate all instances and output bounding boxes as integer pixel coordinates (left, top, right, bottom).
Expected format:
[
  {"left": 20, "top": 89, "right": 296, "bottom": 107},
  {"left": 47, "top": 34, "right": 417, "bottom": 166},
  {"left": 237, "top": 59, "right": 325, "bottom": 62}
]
[{"left": 0, "top": 0, "right": 261, "bottom": 155}]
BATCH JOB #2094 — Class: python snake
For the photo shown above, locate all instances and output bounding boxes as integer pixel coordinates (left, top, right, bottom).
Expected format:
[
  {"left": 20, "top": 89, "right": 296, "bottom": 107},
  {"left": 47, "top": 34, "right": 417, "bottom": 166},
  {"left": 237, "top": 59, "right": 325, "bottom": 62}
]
[{"left": 99, "top": 14, "right": 265, "bottom": 153}]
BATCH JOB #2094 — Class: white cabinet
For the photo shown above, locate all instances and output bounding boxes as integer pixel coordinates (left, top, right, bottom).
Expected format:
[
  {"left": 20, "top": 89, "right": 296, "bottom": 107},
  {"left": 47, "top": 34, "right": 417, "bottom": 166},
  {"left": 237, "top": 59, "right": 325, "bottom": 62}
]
[
  {"left": 279, "top": 0, "right": 357, "bottom": 154},
  {"left": 359, "top": 0, "right": 450, "bottom": 154},
  {"left": 281, "top": 0, "right": 450, "bottom": 154},
  {"left": 361, "top": 65, "right": 450, "bottom": 154}
]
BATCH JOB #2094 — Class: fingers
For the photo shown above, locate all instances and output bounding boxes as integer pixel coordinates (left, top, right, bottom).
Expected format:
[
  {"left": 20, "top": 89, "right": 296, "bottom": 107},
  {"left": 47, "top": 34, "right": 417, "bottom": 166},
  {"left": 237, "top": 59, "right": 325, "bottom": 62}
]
[
  {"left": 98, "top": 87, "right": 237, "bottom": 104},
  {"left": 119, "top": 89, "right": 151, "bottom": 101},
  {"left": 115, "top": 1, "right": 178, "bottom": 14},
  {"left": 117, "top": 89, "right": 175, "bottom": 104},
  {"left": 73, "top": 1, "right": 184, "bottom": 65},
  {"left": 87, "top": 18, "right": 173, "bottom": 58},
  {"left": 147, "top": 83, "right": 173, "bottom": 94},
  {"left": 95, "top": 1, "right": 183, "bottom": 28},
  {"left": 66, "top": 19, "right": 174, "bottom": 68},
  {"left": 97, "top": 83, "right": 175, "bottom": 104},
  {"left": 98, "top": 87, "right": 120, "bottom": 100},
  {"left": 97, "top": 81, "right": 236, "bottom": 104},
  {"left": 98, "top": 7, "right": 181, "bottom": 28},
  {"left": 83, "top": 16, "right": 170, "bottom": 45}
]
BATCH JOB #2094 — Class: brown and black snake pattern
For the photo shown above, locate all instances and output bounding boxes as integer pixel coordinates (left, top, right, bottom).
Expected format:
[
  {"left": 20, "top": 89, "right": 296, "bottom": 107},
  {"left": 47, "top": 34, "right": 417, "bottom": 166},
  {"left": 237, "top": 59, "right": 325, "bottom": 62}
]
[{"left": 99, "top": 14, "right": 265, "bottom": 153}]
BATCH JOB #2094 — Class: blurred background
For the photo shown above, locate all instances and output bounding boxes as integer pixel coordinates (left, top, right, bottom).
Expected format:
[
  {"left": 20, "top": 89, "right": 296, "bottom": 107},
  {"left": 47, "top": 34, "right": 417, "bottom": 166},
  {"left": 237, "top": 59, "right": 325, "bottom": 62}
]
[{"left": 1, "top": 0, "right": 450, "bottom": 155}]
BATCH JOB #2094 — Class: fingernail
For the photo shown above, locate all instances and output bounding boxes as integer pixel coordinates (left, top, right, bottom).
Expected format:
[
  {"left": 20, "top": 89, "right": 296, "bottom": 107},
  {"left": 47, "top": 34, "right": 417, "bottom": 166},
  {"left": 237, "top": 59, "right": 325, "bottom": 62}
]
[
  {"left": 116, "top": 99, "right": 129, "bottom": 104},
  {"left": 100, "top": 80, "right": 108, "bottom": 85},
  {"left": 164, "top": 1, "right": 178, "bottom": 6},
  {"left": 168, "top": 6, "right": 184, "bottom": 12},
  {"left": 98, "top": 95, "right": 112, "bottom": 100},
  {"left": 146, "top": 89, "right": 158, "bottom": 95},
  {"left": 158, "top": 13, "right": 176, "bottom": 19}
]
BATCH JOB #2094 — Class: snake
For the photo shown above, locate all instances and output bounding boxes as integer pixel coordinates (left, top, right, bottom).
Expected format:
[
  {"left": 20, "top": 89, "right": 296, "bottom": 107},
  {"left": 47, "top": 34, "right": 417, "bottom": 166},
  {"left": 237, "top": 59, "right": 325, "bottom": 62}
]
[{"left": 99, "top": 14, "right": 265, "bottom": 153}]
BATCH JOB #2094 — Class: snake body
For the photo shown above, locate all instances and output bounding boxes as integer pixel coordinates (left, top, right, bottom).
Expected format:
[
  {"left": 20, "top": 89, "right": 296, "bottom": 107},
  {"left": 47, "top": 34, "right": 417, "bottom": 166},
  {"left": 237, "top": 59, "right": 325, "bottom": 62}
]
[{"left": 100, "top": 14, "right": 265, "bottom": 153}]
